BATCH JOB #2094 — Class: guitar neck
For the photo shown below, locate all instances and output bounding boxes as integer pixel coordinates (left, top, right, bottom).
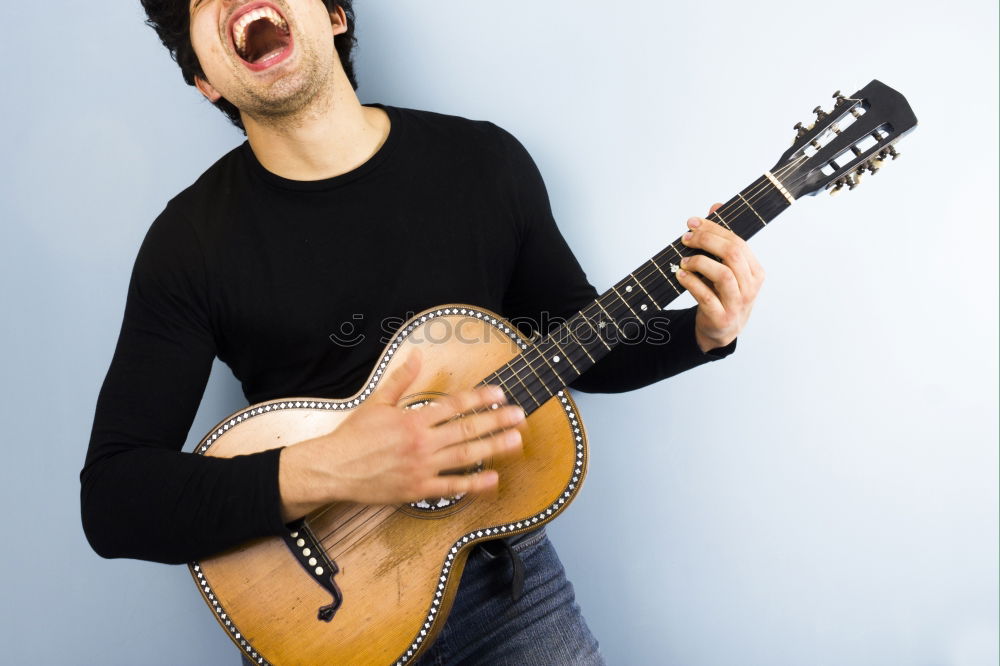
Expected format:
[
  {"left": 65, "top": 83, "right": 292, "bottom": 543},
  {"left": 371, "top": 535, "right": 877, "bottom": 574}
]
[{"left": 482, "top": 173, "right": 794, "bottom": 415}]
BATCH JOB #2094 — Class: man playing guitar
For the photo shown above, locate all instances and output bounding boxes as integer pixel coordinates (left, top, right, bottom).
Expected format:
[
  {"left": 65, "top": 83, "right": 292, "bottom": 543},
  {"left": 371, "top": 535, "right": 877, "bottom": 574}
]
[{"left": 82, "top": 1, "right": 763, "bottom": 662}]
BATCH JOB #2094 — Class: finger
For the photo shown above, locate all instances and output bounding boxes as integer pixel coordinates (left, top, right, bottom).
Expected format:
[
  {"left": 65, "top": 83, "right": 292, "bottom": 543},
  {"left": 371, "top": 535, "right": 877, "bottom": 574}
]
[
  {"left": 375, "top": 349, "right": 422, "bottom": 405},
  {"left": 687, "top": 216, "right": 732, "bottom": 238},
  {"left": 682, "top": 224, "right": 754, "bottom": 295},
  {"left": 431, "top": 404, "right": 526, "bottom": 448},
  {"left": 411, "top": 384, "right": 507, "bottom": 428},
  {"left": 689, "top": 215, "right": 764, "bottom": 283},
  {"left": 676, "top": 268, "right": 724, "bottom": 317},
  {"left": 680, "top": 254, "right": 741, "bottom": 311},
  {"left": 708, "top": 202, "right": 723, "bottom": 215},
  {"left": 432, "top": 429, "right": 523, "bottom": 470},
  {"left": 420, "top": 469, "right": 500, "bottom": 498}
]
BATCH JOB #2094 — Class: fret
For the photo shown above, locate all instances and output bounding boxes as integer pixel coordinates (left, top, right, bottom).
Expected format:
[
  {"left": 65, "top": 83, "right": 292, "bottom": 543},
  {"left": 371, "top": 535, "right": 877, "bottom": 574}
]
[
  {"left": 713, "top": 210, "right": 733, "bottom": 230},
  {"left": 594, "top": 300, "right": 620, "bottom": 336},
  {"left": 506, "top": 360, "right": 541, "bottom": 408},
  {"left": 609, "top": 285, "right": 642, "bottom": 321},
  {"left": 532, "top": 345, "right": 569, "bottom": 386},
  {"left": 493, "top": 372, "right": 515, "bottom": 401},
  {"left": 577, "top": 309, "right": 613, "bottom": 351},
  {"left": 547, "top": 338, "right": 581, "bottom": 375},
  {"left": 737, "top": 192, "right": 768, "bottom": 227},
  {"left": 520, "top": 352, "right": 557, "bottom": 395},
  {"left": 566, "top": 327, "right": 596, "bottom": 363},
  {"left": 566, "top": 313, "right": 609, "bottom": 359},
  {"left": 649, "top": 256, "right": 682, "bottom": 296},
  {"left": 471, "top": 172, "right": 792, "bottom": 418},
  {"left": 630, "top": 271, "right": 661, "bottom": 310},
  {"left": 666, "top": 242, "right": 686, "bottom": 261}
]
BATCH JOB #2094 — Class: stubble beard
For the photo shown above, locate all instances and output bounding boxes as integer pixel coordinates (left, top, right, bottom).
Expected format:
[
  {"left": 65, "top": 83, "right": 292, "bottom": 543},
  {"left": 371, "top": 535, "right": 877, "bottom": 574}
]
[{"left": 233, "top": 40, "right": 336, "bottom": 131}]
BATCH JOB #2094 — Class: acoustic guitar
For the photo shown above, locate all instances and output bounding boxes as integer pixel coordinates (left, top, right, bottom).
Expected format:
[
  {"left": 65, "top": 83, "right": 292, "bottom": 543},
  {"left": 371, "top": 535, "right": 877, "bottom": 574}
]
[{"left": 189, "top": 80, "right": 916, "bottom": 665}]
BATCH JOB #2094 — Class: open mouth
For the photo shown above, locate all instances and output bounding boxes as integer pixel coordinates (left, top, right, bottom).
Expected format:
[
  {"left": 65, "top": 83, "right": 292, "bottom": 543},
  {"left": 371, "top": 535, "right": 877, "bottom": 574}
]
[{"left": 230, "top": 3, "right": 293, "bottom": 70}]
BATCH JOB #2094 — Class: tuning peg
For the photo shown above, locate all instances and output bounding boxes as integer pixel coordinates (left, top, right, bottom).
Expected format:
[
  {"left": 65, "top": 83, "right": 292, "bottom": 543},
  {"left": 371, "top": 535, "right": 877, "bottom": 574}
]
[
  {"left": 813, "top": 106, "right": 829, "bottom": 121},
  {"left": 866, "top": 161, "right": 880, "bottom": 175},
  {"left": 829, "top": 179, "right": 845, "bottom": 196},
  {"left": 793, "top": 121, "right": 808, "bottom": 139},
  {"left": 846, "top": 173, "right": 860, "bottom": 190},
  {"left": 870, "top": 156, "right": 885, "bottom": 170},
  {"left": 887, "top": 145, "right": 900, "bottom": 160},
  {"left": 833, "top": 90, "right": 848, "bottom": 107}
]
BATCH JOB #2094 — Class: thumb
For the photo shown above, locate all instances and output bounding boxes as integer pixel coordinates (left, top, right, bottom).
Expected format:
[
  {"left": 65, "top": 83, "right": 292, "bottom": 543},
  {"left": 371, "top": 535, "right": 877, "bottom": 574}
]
[{"left": 376, "top": 348, "right": 422, "bottom": 406}]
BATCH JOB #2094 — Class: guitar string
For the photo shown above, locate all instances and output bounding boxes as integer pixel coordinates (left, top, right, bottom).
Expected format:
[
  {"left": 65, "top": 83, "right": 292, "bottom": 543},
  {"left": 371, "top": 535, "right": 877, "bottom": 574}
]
[
  {"left": 308, "top": 154, "right": 816, "bottom": 550},
  {"left": 306, "top": 153, "right": 815, "bottom": 537},
  {"left": 309, "top": 154, "right": 814, "bottom": 547},
  {"left": 485, "top": 155, "right": 813, "bottom": 407},
  {"left": 318, "top": 130, "right": 893, "bottom": 554}
]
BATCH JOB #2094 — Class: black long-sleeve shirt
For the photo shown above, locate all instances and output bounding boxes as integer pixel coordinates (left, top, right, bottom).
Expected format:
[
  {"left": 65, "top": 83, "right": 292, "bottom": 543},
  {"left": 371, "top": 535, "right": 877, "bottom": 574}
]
[{"left": 81, "top": 106, "right": 732, "bottom": 563}]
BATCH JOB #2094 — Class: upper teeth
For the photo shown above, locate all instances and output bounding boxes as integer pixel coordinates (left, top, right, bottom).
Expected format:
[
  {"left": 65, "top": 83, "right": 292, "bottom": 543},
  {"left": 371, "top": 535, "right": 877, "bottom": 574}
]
[{"left": 233, "top": 6, "right": 288, "bottom": 56}]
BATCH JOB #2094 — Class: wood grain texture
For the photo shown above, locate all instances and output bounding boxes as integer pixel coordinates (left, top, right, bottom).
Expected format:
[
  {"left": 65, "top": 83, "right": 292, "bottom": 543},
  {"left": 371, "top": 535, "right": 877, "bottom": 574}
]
[{"left": 190, "top": 306, "right": 588, "bottom": 665}]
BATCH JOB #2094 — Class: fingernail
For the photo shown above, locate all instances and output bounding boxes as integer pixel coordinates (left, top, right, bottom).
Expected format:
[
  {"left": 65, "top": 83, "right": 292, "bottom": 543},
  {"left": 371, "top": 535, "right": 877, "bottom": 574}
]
[
  {"left": 677, "top": 269, "right": 687, "bottom": 278},
  {"left": 512, "top": 407, "right": 526, "bottom": 422},
  {"left": 682, "top": 232, "right": 693, "bottom": 242},
  {"left": 680, "top": 257, "right": 690, "bottom": 267},
  {"left": 507, "top": 430, "right": 522, "bottom": 446},
  {"left": 688, "top": 217, "right": 702, "bottom": 228},
  {"left": 492, "top": 387, "right": 506, "bottom": 402}
]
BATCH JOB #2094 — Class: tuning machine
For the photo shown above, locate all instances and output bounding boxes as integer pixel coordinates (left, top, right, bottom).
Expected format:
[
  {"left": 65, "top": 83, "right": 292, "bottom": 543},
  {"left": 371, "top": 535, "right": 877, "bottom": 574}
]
[
  {"left": 813, "top": 105, "right": 829, "bottom": 121},
  {"left": 833, "top": 90, "right": 848, "bottom": 107},
  {"left": 829, "top": 178, "right": 845, "bottom": 196}
]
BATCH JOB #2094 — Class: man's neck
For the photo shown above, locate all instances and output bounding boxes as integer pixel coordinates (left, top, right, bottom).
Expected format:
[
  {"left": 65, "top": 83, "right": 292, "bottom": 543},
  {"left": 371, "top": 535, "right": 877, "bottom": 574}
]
[{"left": 242, "top": 70, "right": 390, "bottom": 182}]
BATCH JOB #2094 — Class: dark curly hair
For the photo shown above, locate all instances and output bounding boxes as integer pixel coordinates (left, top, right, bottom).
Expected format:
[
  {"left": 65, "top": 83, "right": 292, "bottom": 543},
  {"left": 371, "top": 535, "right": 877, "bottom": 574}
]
[{"left": 140, "top": 0, "right": 358, "bottom": 132}]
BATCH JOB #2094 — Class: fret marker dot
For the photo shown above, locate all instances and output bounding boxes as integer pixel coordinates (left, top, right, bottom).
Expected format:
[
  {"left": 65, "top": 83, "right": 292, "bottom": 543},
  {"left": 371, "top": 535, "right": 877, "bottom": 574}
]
[
  {"left": 553, "top": 355, "right": 561, "bottom": 363},
  {"left": 625, "top": 285, "right": 633, "bottom": 292}
]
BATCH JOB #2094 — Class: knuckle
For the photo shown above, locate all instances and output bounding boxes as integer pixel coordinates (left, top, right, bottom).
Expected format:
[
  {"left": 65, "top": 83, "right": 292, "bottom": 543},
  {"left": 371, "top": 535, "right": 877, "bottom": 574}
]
[{"left": 460, "top": 441, "right": 477, "bottom": 464}]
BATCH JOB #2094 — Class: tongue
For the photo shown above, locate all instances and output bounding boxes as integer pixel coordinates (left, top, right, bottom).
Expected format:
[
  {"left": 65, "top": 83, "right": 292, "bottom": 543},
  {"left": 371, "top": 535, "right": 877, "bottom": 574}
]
[{"left": 244, "top": 19, "right": 290, "bottom": 63}]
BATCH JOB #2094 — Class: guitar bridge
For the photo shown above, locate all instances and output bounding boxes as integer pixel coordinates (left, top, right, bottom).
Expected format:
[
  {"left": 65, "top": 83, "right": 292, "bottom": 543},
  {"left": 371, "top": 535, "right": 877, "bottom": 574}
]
[{"left": 282, "top": 519, "right": 343, "bottom": 622}]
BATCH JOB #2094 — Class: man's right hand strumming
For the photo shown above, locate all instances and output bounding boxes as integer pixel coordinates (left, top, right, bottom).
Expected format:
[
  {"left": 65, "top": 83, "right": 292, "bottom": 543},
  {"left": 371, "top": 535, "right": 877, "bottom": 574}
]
[{"left": 278, "top": 352, "right": 526, "bottom": 521}]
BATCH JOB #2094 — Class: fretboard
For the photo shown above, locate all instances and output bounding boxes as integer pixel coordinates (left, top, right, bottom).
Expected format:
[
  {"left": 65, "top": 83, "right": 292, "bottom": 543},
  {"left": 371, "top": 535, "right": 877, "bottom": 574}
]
[{"left": 480, "top": 173, "right": 793, "bottom": 415}]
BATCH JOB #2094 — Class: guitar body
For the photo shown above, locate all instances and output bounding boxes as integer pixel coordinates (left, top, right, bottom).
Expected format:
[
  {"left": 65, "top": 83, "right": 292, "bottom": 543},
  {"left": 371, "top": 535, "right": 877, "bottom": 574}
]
[{"left": 189, "top": 305, "right": 588, "bottom": 665}]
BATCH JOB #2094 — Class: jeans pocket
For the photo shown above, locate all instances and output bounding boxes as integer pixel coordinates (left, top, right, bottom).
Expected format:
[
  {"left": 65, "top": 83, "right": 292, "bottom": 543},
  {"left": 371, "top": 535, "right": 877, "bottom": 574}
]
[
  {"left": 477, "top": 527, "right": 548, "bottom": 562},
  {"left": 509, "top": 527, "right": 548, "bottom": 555}
]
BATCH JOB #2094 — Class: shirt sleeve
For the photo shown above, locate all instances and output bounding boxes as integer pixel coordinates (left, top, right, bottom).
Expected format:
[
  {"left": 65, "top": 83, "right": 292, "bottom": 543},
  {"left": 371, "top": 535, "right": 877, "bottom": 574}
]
[
  {"left": 80, "top": 206, "right": 287, "bottom": 564},
  {"left": 495, "top": 128, "right": 735, "bottom": 394}
]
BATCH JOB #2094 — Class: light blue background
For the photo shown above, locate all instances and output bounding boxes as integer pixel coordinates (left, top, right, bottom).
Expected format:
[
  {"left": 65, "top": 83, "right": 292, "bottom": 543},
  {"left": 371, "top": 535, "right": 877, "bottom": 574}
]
[{"left": 2, "top": 1, "right": 997, "bottom": 664}]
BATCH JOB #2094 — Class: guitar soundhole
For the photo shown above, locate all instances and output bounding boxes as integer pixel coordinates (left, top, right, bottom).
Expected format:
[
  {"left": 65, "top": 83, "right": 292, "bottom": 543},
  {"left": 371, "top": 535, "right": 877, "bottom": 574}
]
[
  {"left": 403, "top": 393, "right": 486, "bottom": 514},
  {"left": 408, "top": 461, "right": 484, "bottom": 512}
]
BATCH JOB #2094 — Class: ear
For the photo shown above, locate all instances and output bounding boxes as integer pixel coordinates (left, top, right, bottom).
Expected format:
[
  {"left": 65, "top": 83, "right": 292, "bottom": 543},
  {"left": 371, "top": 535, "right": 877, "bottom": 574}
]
[
  {"left": 194, "top": 75, "right": 222, "bottom": 103},
  {"left": 329, "top": 5, "right": 348, "bottom": 37}
]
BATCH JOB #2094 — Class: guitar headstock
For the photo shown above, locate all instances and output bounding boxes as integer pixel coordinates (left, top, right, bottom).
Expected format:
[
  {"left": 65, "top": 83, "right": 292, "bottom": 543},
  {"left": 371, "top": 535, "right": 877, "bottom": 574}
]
[{"left": 772, "top": 80, "right": 917, "bottom": 197}]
